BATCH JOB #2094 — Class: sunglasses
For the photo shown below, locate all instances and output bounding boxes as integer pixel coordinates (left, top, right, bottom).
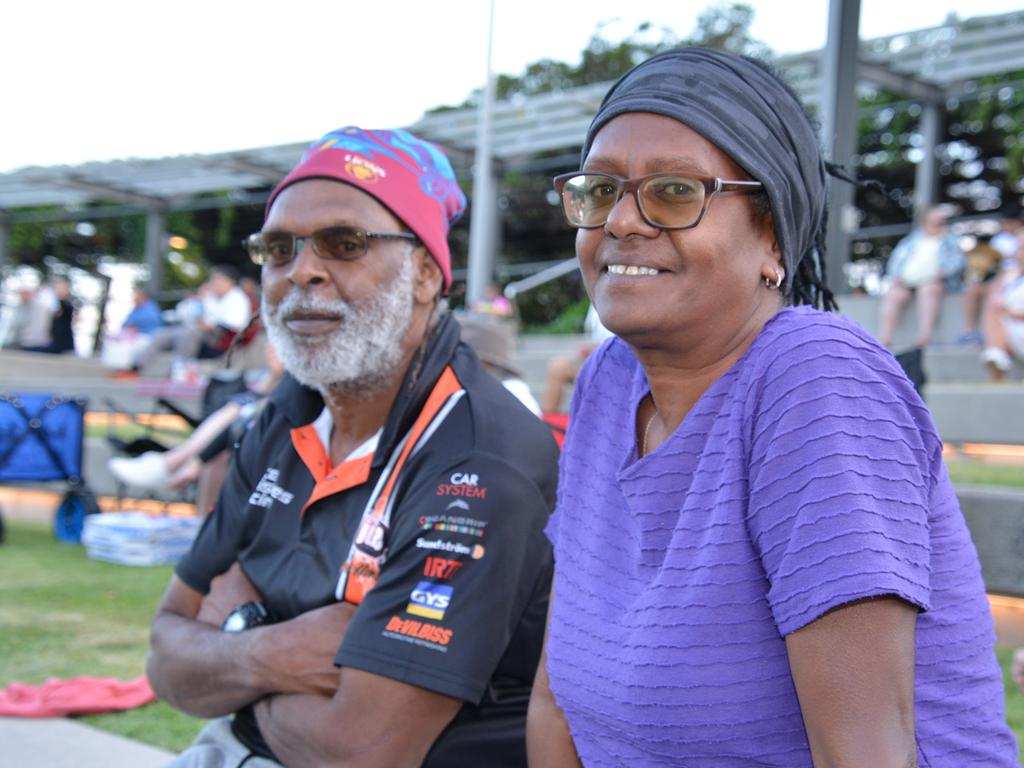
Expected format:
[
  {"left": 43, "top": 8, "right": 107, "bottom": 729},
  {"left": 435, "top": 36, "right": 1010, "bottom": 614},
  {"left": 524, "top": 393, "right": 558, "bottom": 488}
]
[
  {"left": 244, "top": 225, "right": 420, "bottom": 267},
  {"left": 552, "top": 172, "right": 763, "bottom": 230}
]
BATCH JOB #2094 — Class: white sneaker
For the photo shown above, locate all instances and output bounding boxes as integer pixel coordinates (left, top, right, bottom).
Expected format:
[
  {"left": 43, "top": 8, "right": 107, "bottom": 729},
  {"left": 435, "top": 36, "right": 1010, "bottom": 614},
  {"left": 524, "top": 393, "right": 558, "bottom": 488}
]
[
  {"left": 108, "top": 451, "right": 170, "bottom": 490},
  {"left": 981, "top": 346, "right": 1013, "bottom": 372}
]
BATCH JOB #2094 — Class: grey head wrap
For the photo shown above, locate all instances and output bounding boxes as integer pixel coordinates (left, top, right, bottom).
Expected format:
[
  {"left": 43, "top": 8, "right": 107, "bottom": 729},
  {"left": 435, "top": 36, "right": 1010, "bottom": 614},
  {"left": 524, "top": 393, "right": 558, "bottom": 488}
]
[{"left": 582, "top": 47, "right": 828, "bottom": 294}]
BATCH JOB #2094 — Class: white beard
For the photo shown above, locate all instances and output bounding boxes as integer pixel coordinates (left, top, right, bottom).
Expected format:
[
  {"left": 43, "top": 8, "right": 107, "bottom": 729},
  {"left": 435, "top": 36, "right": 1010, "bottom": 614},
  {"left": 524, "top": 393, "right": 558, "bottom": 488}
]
[{"left": 261, "top": 258, "right": 416, "bottom": 394}]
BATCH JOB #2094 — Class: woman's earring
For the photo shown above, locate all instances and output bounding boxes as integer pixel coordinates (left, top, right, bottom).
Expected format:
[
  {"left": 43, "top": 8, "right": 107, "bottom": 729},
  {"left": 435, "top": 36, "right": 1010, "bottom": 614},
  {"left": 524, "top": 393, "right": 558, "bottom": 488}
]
[{"left": 763, "top": 268, "right": 783, "bottom": 290}]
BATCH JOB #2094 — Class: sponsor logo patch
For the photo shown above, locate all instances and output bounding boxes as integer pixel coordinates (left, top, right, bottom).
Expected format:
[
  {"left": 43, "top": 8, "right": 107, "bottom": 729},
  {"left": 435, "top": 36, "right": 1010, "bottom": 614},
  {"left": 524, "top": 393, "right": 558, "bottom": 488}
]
[
  {"left": 423, "top": 556, "right": 463, "bottom": 580},
  {"left": 247, "top": 468, "right": 295, "bottom": 509},
  {"left": 419, "top": 512, "right": 487, "bottom": 538},
  {"left": 383, "top": 615, "right": 453, "bottom": 651},
  {"left": 353, "top": 515, "right": 388, "bottom": 557},
  {"left": 342, "top": 153, "right": 386, "bottom": 183},
  {"left": 436, "top": 483, "right": 488, "bottom": 499},
  {"left": 406, "top": 580, "right": 453, "bottom": 620},
  {"left": 415, "top": 538, "right": 485, "bottom": 559}
]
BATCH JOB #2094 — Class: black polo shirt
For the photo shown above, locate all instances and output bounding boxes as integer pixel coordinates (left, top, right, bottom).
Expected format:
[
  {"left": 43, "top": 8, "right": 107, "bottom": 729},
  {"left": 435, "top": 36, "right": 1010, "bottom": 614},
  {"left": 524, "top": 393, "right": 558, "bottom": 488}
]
[{"left": 175, "top": 315, "right": 559, "bottom": 766}]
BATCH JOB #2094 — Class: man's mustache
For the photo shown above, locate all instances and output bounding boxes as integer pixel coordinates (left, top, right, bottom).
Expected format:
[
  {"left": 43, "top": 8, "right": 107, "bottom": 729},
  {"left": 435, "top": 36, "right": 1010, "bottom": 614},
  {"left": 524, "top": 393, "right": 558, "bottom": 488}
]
[{"left": 264, "top": 290, "right": 351, "bottom": 324}]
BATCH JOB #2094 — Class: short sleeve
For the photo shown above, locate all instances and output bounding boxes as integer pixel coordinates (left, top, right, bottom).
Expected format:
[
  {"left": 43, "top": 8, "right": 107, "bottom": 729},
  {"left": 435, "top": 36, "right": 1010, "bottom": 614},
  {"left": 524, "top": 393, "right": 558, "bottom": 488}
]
[
  {"left": 747, "top": 325, "right": 937, "bottom": 636},
  {"left": 337, "top": 452, "right": 553, "bottom": 703},
  {"left": 174, "top": 406, "right": 266, "bottom": 594}
]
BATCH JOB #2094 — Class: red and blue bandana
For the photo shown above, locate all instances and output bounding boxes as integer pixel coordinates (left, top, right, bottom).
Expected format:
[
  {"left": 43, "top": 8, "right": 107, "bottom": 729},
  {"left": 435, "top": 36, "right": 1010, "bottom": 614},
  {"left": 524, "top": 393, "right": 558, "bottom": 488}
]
[{"left": 268, "top": 127, "right": 467, "bottom": 290}]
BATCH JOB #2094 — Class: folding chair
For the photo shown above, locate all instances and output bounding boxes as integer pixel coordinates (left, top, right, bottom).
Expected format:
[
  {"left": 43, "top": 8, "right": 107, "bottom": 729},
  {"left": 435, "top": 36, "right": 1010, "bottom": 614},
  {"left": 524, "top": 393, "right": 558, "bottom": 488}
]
[{"left": 0, "top": 392, "right": 98, "bottom": 543}]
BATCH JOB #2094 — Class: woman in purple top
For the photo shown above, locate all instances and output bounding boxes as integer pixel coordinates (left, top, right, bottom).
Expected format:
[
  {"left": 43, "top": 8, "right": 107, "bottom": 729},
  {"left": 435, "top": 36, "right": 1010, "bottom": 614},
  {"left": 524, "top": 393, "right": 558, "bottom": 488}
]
[{"left": 526, "top": 48, "right": 1018, "bottom": 767}]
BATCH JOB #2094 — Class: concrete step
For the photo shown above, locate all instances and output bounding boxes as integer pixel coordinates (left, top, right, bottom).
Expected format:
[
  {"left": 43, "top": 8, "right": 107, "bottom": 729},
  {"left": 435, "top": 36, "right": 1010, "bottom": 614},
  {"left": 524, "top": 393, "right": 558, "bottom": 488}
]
[
  {"left": 0, "top": 717, "right": 173, "bottom": 768},
  {"left": 958, "top": 485, "right": 1024, "bottom": 597},
  {"left": 835, "top": 292, "right": 973, "bottom": 350},
  {"left": 923, "top": 346, "right": 1024, "bottom": 383},
  {"left": 0, "top": 378, "right": 204, "bottom": 418},
  {"left": 926, "top": 383, "right": 1024, "bottom": 445},
  {"left": 0, "top": 349, "right": 111, "bottom": 379}
]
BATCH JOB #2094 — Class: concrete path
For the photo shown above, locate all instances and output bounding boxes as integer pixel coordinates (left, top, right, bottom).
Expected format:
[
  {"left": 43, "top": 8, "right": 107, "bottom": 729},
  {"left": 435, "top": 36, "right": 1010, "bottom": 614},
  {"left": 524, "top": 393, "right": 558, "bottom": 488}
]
[{"left": 0, "top": 716, "right": 173, "bottom": 767}]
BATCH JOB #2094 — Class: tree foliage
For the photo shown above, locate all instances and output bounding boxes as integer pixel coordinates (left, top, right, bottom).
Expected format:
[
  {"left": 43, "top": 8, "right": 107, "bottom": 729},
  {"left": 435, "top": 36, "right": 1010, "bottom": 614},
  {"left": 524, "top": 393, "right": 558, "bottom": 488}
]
[
  {"left": 433, "top": 3, "right": 770, "bottom": 111},
  {"left": 9, "top": 4, "right": 1023, "bottom": 326},
  {"left": 447, "top": 3, "right": 774, "bottom": 327}
]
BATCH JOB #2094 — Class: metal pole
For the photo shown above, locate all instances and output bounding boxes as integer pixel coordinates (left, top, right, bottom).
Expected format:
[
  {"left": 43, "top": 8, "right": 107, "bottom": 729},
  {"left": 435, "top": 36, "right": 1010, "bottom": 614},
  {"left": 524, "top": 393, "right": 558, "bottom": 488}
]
[
  {"left": 466, "top": 0, "right": 497, "bottom": 308},
  {"left": 913, "top": 101, "right": 943, "bottom": 218},
  {"left": 0, "top": 210, "right": 9, "bottom": 276},
  {"left": 820, "top": 0, "right": 861, "bottom": 295},
  {"left": 144, "top": 207, "right": 167, "bottom": 297}
]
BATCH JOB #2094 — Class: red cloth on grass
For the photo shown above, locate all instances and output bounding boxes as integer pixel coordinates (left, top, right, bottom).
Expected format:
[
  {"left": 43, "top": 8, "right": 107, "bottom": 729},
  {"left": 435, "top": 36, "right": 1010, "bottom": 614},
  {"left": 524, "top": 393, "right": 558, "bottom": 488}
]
[{"left": 0, "top": 674, "right": 155, "bottom": 717}]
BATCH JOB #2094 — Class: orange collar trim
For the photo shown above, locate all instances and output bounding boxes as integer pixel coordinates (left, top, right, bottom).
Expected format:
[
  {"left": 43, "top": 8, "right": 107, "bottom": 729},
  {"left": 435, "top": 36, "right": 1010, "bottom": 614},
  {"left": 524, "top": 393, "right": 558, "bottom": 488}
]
[{"left": 290, "top": 424, "right": 375, "bottom": 515}]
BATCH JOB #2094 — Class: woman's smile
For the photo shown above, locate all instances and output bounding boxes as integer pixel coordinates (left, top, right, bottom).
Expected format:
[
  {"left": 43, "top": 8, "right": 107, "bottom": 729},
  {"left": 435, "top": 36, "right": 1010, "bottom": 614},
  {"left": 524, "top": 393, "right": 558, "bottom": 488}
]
[{"left": 604, "top": 263, "right": 661, "bottom": 277}]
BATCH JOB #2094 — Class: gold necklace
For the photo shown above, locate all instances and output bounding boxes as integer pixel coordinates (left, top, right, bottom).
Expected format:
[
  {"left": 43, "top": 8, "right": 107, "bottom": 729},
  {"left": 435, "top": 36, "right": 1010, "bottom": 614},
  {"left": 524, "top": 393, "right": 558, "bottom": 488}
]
[{"left": 641, "top": 409, "right": 657, "bottom": 456}]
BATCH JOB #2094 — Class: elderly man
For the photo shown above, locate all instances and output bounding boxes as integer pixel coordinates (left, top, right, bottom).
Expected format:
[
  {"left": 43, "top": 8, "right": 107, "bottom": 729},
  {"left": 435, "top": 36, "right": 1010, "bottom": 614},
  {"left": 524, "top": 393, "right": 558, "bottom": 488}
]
[{"left": 147, "top": 127, "right": 559, "bottom": 767}]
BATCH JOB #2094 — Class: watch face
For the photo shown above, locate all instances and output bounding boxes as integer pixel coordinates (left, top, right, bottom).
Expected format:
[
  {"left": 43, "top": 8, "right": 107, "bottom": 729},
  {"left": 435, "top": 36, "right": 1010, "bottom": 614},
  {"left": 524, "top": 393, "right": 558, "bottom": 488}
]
[
  {"left": 222, "top": 601, "right": 269, "bottom": 632},
  {"left": 222, "top": 611, "right": 249, "bottom": 633}
]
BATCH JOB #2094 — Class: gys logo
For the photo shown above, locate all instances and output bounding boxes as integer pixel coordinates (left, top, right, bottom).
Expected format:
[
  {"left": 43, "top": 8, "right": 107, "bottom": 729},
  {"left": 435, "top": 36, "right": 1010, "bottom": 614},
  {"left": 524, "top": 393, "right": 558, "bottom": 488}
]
[{"left": 406, "top": 580, "right": 454, "bottom": 621}]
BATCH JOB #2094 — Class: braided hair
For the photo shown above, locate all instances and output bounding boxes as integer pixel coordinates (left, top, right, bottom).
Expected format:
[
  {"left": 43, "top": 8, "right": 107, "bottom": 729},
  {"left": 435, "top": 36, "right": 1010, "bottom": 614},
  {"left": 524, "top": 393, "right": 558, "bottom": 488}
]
[{"left": 739, "top": 54, "right": 840, "bottom": 312}]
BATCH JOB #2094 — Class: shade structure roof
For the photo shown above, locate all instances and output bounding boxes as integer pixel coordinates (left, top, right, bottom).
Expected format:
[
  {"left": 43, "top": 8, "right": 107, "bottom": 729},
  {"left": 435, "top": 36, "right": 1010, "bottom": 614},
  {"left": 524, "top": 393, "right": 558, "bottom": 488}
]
[{"left": 1, "top": 9, "right": 1022, "bottom": 219}]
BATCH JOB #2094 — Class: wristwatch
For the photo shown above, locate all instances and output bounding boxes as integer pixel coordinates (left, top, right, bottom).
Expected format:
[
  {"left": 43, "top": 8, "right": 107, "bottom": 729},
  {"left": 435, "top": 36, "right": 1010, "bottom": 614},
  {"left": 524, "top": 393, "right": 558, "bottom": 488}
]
[{"left": 222, "top": 601, "right": 274, "bottom": 632}]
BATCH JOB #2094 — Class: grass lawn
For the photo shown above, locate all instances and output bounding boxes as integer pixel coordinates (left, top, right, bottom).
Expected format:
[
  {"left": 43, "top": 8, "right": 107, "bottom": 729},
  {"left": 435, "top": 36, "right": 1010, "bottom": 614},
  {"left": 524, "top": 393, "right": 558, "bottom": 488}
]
[
  {"left": 0, "top": 519, "right": 204, "bottom": 753},
  {"left": 946, "top": 459, "right": 1024, "bottom": 489},
  {"left": 998, "top": 646, "right": 1024, "bottom": 761},
  {"left": 4, "top": 501, "right": 1024, "bottom": 758}
]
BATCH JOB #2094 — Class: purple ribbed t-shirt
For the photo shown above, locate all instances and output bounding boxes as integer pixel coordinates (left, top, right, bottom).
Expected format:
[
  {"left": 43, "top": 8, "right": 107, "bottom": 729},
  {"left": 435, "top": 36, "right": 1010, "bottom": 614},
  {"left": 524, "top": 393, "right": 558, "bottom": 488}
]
[{"left": 546, "top": 306, "right": 1017, "bottom": 767}]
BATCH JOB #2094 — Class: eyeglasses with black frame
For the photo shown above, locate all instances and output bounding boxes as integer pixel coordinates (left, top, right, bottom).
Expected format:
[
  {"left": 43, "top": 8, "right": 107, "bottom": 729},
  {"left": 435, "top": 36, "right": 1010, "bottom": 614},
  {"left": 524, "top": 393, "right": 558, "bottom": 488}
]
[
  {"left": 552, "top": 172, "right": 764, "bottom": 230},
  {"left": 244, "top": 225, "right": 420, "bottom": 267}
]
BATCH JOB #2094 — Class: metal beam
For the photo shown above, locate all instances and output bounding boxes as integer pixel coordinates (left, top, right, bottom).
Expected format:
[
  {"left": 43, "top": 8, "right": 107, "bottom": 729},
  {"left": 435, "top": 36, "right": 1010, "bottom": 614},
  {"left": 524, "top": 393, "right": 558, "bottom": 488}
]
[
  {"left": 144, "top": 208, "right": 167, "bottom": 296},
  {"left": 466, "top": 0, "right": 497, "bottom": 305},
  {"left": 914, "top": 101, "right": 944, "bottom": 217},
  {"left": 9, "top": 203, "right": 148, "bottom": 224},
  {"left": 213, "top": 155, "right": 290, "bottom": 183},
  {"left": 820, "top": 0, "right": 861, "bottom": 295},
  {"left": 0, "top": 210, "right": 9, "bottom": 275},
  {"left": 857, "top": 61, "right": 945, "bottom": 102},
  {"left": 27, "top": 172, "right": 170, "bottom": 209},
  {"left": 6, "top": 191, "right": 270, "bottom": 226}
]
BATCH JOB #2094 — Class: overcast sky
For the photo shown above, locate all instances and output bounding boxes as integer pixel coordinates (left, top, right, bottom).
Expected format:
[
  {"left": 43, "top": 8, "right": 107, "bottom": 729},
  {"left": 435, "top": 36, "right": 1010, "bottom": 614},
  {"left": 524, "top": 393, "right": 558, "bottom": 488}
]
[{"left": 2, "top": 0, "right": 1022, "bottom": 172}]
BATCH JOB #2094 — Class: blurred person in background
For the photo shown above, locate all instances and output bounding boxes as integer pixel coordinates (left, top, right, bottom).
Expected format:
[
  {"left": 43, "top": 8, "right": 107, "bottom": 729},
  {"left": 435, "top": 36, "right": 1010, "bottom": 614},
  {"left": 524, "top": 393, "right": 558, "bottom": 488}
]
[
  {"left": 980, "top": 231, "right": 1024, "bottom": 380},
  {"left": 469, "top": 281, "right": 514, "bottom": 319},
  {"left": 17, "top": 277, "right": 75, "bottom": 354},
  {"left": 46, "top": 277, "right": 76, "bottom": 354},
  {"left": 991, "top": 200, "right": 1024, "bottom": 270},
  {"left": 539, "top": 303, "right": 613, "bottom": 413},
  {"left": 117, "top": 266, "right": 251, "bottom": 377},
  {"left": 121, "top": 284, "right": 163, "bottom": 335},
  {"left": 108, "top": 343, "right": 285, "bottom": 511},
  {"left": 3, "top": 285, "right": 52, "bottom": 349},
  {"left": 959, "top": 233, "right": 1003, "bottom": 346},
  {"left": 101, "top": 284, "right": 164, "bottom": 369},
  {"left": 458, "top": 313, "right": 541, "bottom": 415},
  {"left": 877, "top": 205, "right": 964, "bottom": 350}
]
